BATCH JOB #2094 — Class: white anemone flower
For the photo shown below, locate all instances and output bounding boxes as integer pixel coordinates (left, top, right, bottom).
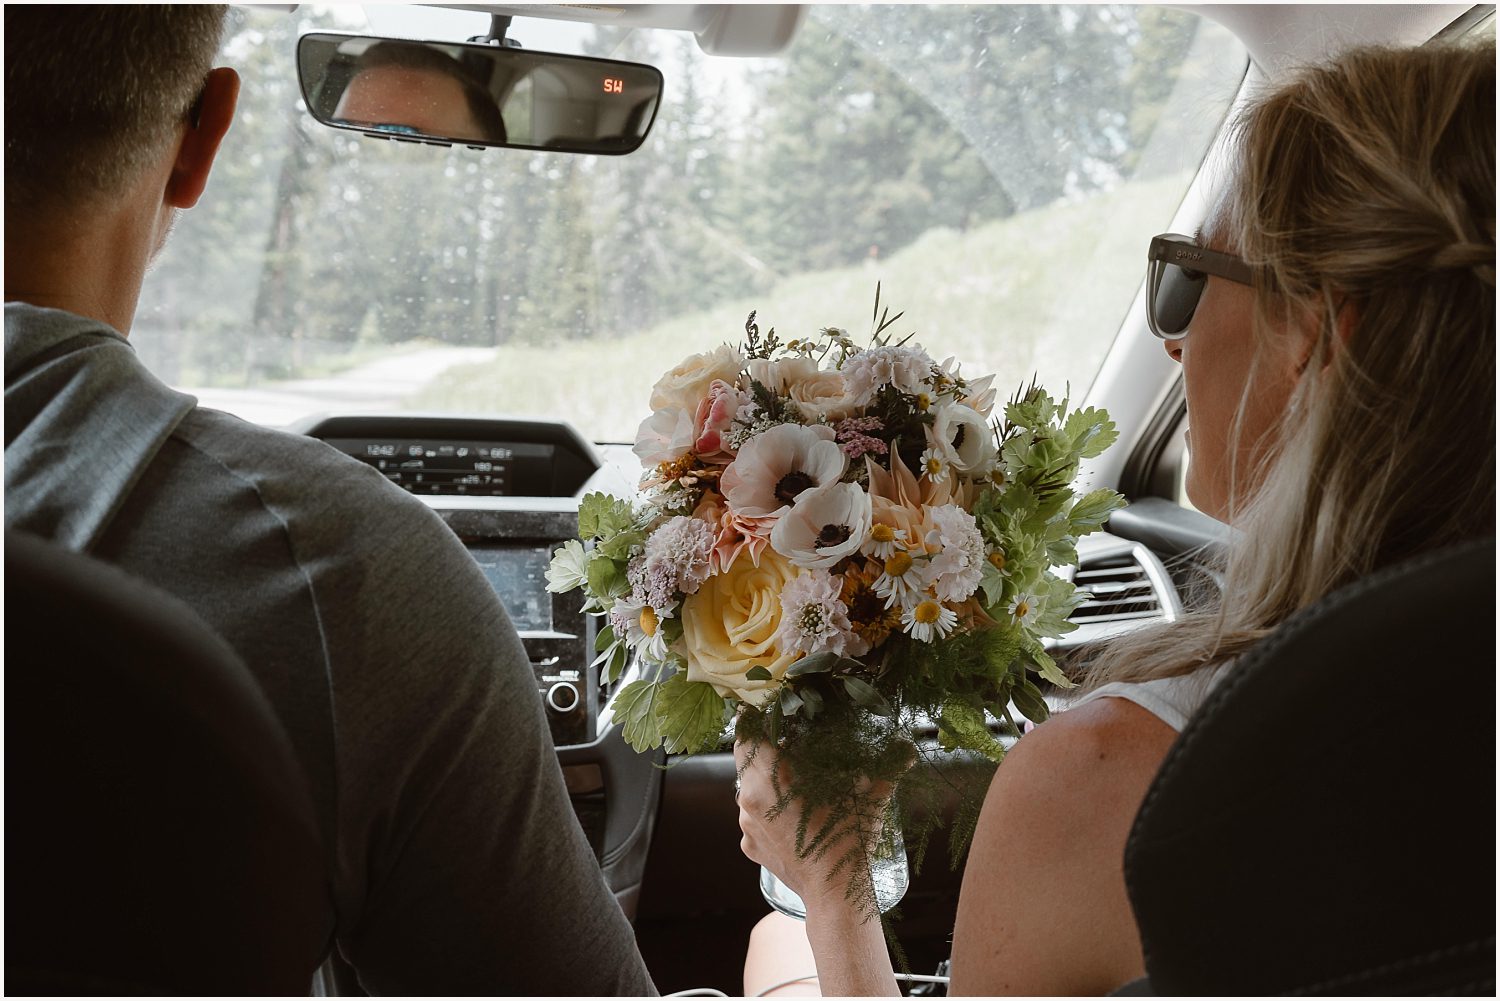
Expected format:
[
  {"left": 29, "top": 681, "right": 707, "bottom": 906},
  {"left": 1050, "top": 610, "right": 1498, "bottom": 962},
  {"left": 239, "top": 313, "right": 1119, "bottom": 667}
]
[
  {"left": 1007, "top": 591, "right": 1042, "bottom": 629},
  {"left": 872, "top": 549, "right": 933, "bottom": 609},
  {"left": 770, "top": 481, "right": 872, "bottom": 570},
  {"left": 902, "top": 597, "right": 958, "bottom": 644},
  {"left": 720, "top": 423, "right": 846, "bottom": 520},
  {"left": 927, "top": 403, "right": 998, "bottom": 475},
  {"left": 924, "top": 505, "right": 987, "bottom": 603},
  {"left": 861, "top": 522, "right": 908, "bottom": 561}
]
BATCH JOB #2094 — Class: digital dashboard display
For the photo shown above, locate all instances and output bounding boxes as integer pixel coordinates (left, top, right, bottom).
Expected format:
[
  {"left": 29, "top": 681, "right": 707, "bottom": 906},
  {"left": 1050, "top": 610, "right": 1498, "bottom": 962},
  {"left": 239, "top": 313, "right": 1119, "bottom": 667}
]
[
  {"left": 467, "top": 544, "right": 554, "bottom": 634},
  {"left": 322, "top": 438, "right": 555, "bottom": 496}
]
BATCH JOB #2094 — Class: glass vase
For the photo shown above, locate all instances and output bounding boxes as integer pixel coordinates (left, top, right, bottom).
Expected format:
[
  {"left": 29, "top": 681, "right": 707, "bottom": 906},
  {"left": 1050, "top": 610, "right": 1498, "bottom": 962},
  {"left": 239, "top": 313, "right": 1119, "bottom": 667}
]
[{"left": 758, "top": 820, "right": 909, "bottom": 920}]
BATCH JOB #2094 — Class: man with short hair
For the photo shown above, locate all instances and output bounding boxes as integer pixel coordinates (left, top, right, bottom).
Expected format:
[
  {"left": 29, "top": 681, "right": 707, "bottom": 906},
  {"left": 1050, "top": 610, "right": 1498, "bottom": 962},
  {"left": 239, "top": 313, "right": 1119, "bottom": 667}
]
[{"left": 4, "top": 8, "right": 655, "bottom": 994}]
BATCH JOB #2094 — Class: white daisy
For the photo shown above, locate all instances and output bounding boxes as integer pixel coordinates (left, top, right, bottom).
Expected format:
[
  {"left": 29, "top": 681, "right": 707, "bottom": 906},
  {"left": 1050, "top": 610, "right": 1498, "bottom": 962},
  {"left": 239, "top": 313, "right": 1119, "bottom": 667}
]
[
  {"left": 1007, "top": 591, "right": 1042, "bottom": 628},
  {"left": 919, "top": 446, "right": 950, "bottom": 484},
  {"left": 610, "top": 595, "right": 673, "bottom": 662},
  {"left": 902, "top": 597, "right": 958, "bottom": 643},
  {"left": 872, "top": 549, "right": 933, "bottom": 609},
  {"left": 861, "top": 522, "right": 908, "bottom": 561}
]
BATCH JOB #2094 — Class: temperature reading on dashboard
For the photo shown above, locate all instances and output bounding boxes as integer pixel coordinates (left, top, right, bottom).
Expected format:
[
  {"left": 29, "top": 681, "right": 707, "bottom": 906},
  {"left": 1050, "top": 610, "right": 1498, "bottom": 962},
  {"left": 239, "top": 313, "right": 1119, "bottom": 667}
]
[{"left": 603, "top": 77, "right": 623, "bottom": 94}]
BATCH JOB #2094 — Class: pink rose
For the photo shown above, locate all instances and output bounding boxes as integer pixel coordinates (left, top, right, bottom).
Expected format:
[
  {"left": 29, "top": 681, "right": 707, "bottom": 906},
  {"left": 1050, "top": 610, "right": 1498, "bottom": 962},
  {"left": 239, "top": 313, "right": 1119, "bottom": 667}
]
[{"left": 693, "top": 380, "right": 745, "bottom": 465}]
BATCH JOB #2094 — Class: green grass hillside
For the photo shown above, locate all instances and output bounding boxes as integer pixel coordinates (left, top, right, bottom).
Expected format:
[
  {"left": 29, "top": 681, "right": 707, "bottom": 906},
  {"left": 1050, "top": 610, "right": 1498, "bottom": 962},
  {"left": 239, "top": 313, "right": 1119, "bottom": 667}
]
[{"left": 408, "top": 173, "right": 1189, "bottom": 443}]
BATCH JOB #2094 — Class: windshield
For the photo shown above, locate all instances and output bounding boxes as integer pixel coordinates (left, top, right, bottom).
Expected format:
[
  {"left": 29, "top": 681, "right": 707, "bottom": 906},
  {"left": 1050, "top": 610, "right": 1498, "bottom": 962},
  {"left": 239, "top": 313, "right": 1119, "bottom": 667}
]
[{"left": 137, "top": 4, "right": 1247, "bottom": 443}]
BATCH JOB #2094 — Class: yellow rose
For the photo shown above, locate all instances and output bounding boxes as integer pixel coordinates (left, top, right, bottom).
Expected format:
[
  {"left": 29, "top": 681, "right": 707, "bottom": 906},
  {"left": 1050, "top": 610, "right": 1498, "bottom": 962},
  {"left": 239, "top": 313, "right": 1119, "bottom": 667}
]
[{"left": 682, "top": 548, "right": 800, "bottom": 706}]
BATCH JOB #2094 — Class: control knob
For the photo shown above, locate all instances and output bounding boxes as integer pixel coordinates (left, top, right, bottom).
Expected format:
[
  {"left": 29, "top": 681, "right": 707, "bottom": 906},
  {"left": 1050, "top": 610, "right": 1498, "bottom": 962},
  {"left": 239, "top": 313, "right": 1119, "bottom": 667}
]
[{"left": 546, "top": 681, "right": 581, "bottom": 714}]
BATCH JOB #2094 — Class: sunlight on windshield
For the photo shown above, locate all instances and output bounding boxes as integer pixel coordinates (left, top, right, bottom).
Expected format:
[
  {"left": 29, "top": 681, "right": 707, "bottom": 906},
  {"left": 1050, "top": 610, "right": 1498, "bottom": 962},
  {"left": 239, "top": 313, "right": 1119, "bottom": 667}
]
[{"left": 137, "top": 5, "right": 1247, "bottom": 441}]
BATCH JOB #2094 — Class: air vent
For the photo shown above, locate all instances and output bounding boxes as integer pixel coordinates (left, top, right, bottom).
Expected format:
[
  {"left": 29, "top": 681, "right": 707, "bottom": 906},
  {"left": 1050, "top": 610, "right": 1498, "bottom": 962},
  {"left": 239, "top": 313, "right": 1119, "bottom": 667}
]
[{"left": 1070, "top": 552, "right": 1162, "bottom": 624}]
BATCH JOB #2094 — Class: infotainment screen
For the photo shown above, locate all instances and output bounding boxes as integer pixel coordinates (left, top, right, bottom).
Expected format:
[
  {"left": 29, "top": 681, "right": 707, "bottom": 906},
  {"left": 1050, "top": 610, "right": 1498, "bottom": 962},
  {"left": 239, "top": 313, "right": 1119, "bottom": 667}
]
[{"left": 467, "top": 544, "right": 554, "bottom": 633}]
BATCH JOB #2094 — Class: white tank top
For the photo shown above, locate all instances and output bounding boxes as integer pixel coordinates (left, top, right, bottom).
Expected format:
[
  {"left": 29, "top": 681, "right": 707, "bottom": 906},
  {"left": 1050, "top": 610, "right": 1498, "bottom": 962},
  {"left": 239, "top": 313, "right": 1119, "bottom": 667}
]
[{"left": 1065, "top": 665, "right": 1228, "bottom": 733}]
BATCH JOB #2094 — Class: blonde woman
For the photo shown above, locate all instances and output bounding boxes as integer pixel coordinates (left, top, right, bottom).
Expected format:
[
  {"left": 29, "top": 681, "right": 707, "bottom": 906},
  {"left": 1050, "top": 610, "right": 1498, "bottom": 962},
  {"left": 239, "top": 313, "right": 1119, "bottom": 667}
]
[{"left": 737, "top": 40, "right": 1495, "bottom": 996}]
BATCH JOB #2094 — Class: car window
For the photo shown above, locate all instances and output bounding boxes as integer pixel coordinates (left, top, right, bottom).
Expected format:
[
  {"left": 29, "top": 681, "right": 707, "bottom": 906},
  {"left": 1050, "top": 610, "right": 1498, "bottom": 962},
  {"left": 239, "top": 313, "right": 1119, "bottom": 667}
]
[{"left": 136, "top": 4, "right": 1248, "bottom": 442}]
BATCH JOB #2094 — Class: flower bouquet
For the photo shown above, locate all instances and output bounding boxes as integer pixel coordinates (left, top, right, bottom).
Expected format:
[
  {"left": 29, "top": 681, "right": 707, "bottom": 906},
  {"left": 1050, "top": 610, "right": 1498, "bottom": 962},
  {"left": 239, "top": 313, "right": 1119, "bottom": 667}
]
[{"left": 547, "top": 291, "right": 1124, "bottom": 919}]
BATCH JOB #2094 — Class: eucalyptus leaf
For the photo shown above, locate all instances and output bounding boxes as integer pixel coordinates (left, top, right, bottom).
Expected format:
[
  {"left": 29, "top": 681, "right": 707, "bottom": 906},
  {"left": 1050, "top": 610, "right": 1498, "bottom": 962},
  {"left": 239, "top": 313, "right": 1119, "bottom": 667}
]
[
  {"left": 780, "top": 687, "right": 805, "bottom": 717},
  {"left": 841, "top": 677, "right": 894, "bottom": 717},
  {"left": 1011, "top": 679, "right": 1051, "bottom": 725},
  {"left": 745, "top": 666, "right": 774, "bottom": 682},
  {"left": 786, "top": 652, "right": 861, "bottom": 677}
]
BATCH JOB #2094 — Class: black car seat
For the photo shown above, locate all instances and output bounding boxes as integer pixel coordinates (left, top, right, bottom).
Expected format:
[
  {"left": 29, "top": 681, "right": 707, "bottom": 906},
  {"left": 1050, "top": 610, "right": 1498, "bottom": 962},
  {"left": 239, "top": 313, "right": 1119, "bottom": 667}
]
[
  {"left": 4, "top": 529, "right": 333, "bottom": 994},
  {"left": 1119, "top": 536, "right": 1495, "bottom": 994}
]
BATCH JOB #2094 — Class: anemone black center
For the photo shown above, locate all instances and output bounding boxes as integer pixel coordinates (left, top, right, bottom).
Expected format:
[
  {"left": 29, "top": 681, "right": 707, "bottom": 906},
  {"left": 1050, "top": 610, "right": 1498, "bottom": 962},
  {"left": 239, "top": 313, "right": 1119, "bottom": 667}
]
[
  {"left": 775, "top": 471, "right": 815, "bottom": 505},
  {"left": 952, "top": 424, "right": 966, "bottom": 449},
  {"left": 816, "top": 523, "right": 853, "bottom": 549}
]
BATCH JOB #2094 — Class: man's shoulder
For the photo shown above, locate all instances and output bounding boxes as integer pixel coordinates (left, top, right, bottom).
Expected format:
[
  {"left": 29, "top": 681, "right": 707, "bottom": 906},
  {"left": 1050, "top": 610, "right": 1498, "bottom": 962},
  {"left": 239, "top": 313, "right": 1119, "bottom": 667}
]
[{"left": 170, "top": 407, "right": 462, "bottom": 552}]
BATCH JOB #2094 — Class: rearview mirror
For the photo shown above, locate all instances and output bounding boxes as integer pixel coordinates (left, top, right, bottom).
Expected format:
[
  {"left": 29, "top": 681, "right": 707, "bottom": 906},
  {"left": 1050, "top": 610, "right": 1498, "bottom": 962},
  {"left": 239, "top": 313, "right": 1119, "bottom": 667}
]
[{"left": 297, "top": 33, "right": 663, "bottom": 155}]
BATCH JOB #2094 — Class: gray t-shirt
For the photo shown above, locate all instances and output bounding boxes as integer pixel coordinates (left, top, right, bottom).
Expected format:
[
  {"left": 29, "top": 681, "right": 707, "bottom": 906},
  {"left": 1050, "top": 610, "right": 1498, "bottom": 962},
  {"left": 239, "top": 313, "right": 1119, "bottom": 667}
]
[{"left": 4, "top": 302, "right": 656, "bottom": 996}]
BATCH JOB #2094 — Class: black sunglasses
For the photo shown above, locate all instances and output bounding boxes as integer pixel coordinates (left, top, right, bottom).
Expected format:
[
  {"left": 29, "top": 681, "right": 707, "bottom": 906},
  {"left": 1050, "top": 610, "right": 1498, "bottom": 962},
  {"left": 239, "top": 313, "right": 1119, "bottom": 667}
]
[{"left": 1146, "top": 233, "right": 1254, "bottom": 339}]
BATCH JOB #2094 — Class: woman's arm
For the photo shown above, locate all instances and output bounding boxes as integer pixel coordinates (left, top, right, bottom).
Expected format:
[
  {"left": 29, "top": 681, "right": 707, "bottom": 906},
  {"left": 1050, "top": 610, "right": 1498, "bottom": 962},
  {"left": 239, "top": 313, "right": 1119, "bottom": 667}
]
[
  {"left": 734, "top": 739, "right": 901, "bottom": 996},
  {"left": 949, "top": 698, "right": 1177, "bottom": 995}
]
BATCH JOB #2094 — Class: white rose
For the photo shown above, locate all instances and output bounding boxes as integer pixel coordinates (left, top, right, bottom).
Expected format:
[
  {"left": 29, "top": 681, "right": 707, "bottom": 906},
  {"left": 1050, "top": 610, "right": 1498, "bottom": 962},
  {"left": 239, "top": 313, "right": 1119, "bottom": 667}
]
[
  {"left": 650, "top": 344, "right": 746, "bottom": 413},
  {"left": 633, "top": 407, "right": 696, "bottom": 466}
]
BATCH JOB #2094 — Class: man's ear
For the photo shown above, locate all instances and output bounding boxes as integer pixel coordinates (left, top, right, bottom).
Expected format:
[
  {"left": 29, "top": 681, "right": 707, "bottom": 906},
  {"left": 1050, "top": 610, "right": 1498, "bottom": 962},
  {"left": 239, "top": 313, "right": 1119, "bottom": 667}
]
[{"left": 165, "top": 67, "right": 240, "bottom": 210}]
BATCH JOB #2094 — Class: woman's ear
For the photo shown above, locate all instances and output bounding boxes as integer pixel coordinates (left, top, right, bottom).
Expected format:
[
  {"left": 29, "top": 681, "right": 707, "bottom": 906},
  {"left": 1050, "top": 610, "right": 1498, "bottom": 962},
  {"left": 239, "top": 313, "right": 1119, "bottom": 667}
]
[
  {"left": 1293, "top": 297, "right": 1359, "bottom": 376},
  {"left": 164, "top": 67, "right": 240, "bottom": 210}
]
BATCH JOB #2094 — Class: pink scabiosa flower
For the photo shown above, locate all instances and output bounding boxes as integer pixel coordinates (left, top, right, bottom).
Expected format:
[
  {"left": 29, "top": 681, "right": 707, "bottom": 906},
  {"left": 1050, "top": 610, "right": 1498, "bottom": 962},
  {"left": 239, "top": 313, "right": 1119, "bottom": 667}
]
[
  {"left": 770, "top": 481, "right": 872, "bottom": 570},
  {"left": 774, "top": 570, "right": 867, "bottom": 659},
  {"left": 720, "top": 423, "right": 846, "bottom": 521}
]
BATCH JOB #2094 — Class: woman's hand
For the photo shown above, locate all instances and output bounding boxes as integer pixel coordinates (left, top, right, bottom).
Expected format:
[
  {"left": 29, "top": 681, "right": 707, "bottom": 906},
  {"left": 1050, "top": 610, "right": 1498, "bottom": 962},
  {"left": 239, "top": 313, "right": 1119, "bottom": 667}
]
[
  {"left": 735, "top": 735, "right": 903, "bottom": 997},
  {"left": 733, "top": 735, "right": 905, "bottom": 915}
]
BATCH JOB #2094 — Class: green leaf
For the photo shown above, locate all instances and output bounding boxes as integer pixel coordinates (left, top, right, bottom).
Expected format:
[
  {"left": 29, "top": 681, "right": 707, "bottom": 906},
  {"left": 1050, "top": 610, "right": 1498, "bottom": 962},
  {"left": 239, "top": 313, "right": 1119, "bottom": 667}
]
[
  {"left": 1063, "top": 407, "right": 1119, "bottom": 459},
  {"left": 979, "top": 561, "right": 1008, "bottom": 608},
  {"left": 1068, "top": 488, "right": 1126, "bottom": 536},
  {"left": 661, "top": 615, "right": 685, "bottom": 647},
  {"left": 800, "top": 685, "right": 824, "bottom": 719},
  {"left": 745, "top": 666, "right": 774, "bottom": 682},
  {"left": 604, "top": 642, "right": 629, "bottom": 685},
  {"left": 936, "top": 697, "right": 1006, "bottom": 763},
  {"left": 613, "top": 679, "right": 663, "bottom": 752},
  {"left": 1022, "top": 638, "right": 1073, "bottom": 690},
  {"left": 545, "top": 539, "right": 590, "bottom": 594},
  {"left": 841, "top": 677, "right": 894, "bottom": 717},
  {"left": 1011, "top": 678, "right": 1051, "bottom": 725},
  {"left": 779, "top": 687, "right": 804, "bottom": 717},
  {"left": 578, "top": 492, "right": 637, "bottom": 542},
  {"left": 594, "top": 622, "right": 617, "bottom": 653},
  {"left": 598, "top": 528, "right": 646, "bottom": 562},
  {"left": 654, "top": 672, "right": 728, "bottom": 755},
  {"left": 585, "top": 554, "right": 630, "bottom": 600}
]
